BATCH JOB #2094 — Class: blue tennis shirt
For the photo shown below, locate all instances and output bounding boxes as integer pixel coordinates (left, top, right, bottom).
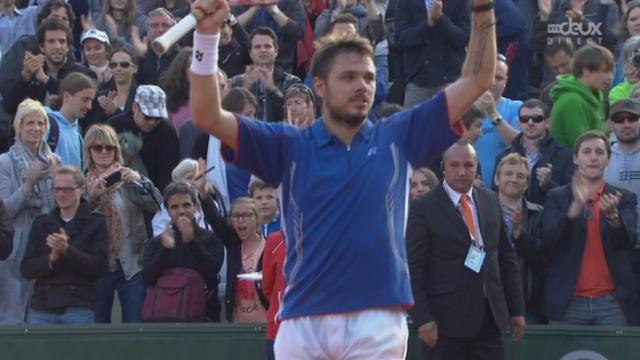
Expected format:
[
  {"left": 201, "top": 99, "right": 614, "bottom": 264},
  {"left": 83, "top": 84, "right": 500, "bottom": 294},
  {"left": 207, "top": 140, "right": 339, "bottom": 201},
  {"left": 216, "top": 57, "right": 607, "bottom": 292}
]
[{"left": 223, "top": 92, "right": 459, "bottom": 319}]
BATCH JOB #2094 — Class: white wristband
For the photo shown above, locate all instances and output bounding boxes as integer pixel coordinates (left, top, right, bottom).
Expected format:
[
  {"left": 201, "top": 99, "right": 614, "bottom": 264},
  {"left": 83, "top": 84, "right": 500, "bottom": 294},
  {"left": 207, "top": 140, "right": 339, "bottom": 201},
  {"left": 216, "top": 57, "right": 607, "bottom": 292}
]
[{"left": 191, "top": 32, "right": 220, "bottom": 76}]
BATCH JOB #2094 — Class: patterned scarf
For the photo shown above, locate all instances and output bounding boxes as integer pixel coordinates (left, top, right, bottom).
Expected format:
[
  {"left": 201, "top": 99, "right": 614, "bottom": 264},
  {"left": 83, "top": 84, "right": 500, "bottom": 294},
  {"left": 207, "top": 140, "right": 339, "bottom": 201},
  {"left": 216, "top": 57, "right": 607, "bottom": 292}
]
[
  {"left": 86, "top": 164, "right": 124, "bottom": 272},
  {"left": 89, "top": 62, "right": 112, "bottom": 85},
  {"left": 7, "top": 139, "right": 56, "bottom": 217}
]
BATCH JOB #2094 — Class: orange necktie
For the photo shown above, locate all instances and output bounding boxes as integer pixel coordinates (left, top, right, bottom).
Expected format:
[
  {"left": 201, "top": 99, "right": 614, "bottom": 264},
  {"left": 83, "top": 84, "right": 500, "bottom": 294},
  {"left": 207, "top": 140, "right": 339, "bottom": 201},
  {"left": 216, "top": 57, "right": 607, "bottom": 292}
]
[{"left": 460, "top": 194, "right": 478, "bottom": 240}]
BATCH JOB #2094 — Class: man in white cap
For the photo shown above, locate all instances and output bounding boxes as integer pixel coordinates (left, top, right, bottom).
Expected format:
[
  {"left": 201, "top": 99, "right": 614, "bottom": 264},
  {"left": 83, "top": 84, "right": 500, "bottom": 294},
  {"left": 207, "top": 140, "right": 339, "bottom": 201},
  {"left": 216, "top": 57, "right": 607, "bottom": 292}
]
[{"left": 108, "top": 85, "right": 179, "bottom": 190}]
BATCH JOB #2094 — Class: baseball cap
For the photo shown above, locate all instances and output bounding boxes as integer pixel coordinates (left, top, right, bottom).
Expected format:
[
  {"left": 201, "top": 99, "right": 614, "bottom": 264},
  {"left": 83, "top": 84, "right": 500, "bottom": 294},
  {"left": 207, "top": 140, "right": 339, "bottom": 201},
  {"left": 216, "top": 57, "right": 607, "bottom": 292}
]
[
  {"left": 610, "top": 99, "right": 640, "bottom": 119},
  {"left": 135, "top": 85, "right": 169, "bottom": 119},
  {"left": 80, "top": 29, "right": 110, "bottom": 46}
]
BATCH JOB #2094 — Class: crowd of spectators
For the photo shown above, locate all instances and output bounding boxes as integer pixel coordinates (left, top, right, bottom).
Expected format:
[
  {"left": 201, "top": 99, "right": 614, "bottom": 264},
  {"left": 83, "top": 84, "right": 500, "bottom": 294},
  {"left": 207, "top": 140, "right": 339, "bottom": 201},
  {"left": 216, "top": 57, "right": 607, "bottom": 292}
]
[{"left": 0, "top": 0, "right": 638, "bottom": 353}]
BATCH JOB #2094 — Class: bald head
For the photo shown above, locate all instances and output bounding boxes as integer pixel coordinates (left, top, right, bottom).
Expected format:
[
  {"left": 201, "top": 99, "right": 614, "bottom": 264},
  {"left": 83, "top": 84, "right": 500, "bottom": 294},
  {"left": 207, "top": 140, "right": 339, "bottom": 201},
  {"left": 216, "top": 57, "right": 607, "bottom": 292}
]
[{"left": 442, "top": 141, "right": 478, "bottom": 193}]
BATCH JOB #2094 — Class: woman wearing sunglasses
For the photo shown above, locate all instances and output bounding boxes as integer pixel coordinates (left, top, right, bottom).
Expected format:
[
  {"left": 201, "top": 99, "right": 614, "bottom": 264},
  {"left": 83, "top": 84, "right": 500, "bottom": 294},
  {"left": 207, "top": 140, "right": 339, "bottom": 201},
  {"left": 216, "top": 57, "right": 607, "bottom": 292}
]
[
  {"left": 0, "top": 99, "right": 60, "bottom": 324},
  {"left": 85, "top": 47, "right": 139, "bottom": 128},
  {"left": 83, "top": 124, "right": 150, "bottom": 323}
]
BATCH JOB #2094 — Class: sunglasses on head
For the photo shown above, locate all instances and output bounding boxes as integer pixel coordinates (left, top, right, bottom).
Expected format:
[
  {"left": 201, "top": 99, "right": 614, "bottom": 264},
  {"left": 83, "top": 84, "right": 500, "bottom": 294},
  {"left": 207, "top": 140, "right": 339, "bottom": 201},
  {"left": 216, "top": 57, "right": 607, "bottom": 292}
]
[
  {"left": 91, "top": 144, "right": 116, "bottom": 152},
  {"left": 109, "top": 61, "right": 132, "bottom": 69},
  {"left": 611, "top": 114, "right": 640, "bottom": 124},
  {"left": 519, "top": 114, "right": 546, "bottom": 123}
]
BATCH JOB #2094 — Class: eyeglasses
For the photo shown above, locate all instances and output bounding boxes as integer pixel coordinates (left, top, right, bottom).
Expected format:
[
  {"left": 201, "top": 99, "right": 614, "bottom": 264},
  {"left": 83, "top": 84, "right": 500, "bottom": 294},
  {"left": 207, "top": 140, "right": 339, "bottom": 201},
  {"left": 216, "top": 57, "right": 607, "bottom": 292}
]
[
  {"left": 90, "top": 144, "right": 116, "bottom": 152},
  {"left": 230, "top": 212, "right": 256, "bottom": 222},
  {"left": 497, "top": 53, "right": 507, "bottom": 62},
  {"left": 519, "top": 115, "right": 546, "bottom": 123},
  {"left": 611, "top": 114, "right": 640, "bottom": 124},
  {"left": 53, "top": 186, "right": 79, "bottom": 194},
  {"left": 109, "top": 61, "right": 132, "bottom": 69}
]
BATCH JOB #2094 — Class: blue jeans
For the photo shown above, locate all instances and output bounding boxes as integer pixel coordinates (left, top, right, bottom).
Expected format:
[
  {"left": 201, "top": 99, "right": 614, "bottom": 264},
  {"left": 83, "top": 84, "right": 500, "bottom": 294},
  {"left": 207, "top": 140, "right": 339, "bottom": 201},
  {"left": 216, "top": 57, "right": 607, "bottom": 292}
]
[
  {"left": 95, "top": 262, "right": 146, "bottom": 323},
  {"left": 28, "top": 307, "right": 95, "bottom": 325},
  {"left": 558, "top": 294, "right": 627, "bottom": 326}
]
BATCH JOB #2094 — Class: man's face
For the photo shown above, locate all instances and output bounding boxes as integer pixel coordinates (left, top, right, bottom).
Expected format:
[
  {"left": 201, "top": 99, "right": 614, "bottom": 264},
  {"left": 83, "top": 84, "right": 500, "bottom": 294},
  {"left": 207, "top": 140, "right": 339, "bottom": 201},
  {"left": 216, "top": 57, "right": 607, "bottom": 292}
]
[
  {"left": 331, "top": 22, "right": 357, "bottom": 36},
  {"left": 545, "top": 50, "right": 572, "bottom": 76},
  {"left": 443, "top": 144, "right": 478, "bottom": 193},
  {"left": 40, "top": 30, "right": 68, "bottom": 66},
  {"left": 609, "top": 112, "right": 640, "bottom": 144},
  {"left": 582, "top": 67, "right": 614, "bottom": 91},
  {"left": 63, "top": 88, "right": 95, "bottom": 119},
  {"left": 313, "top": 52, "right": 375, "bottom": 127},
  {"left": 574, "top": 137, "right": 609, "bottom": 181},
  {"left": 53, "top": 174, "right": 83, "bottom": 211},
  {"left": 489, "top": 61, "right": 508, "bottom": 101},
  {"left": 253, "top": 187, "right": 278, "bottom": 223},
  {"left": 250, "top": 34, "right": 277, "bottom": 66},
  {"left": 519, "top": 106, "right": 549, "bottom": 141},
  {"left": 495, "top": 162, "right": 529, "bottom": 199},
  {"left": 146, "top": 14, "right": 175, "bottom": 43},
  {"left": 132, "top": 103, "right": 163, "bottom": 133},
  {"left": 167, "top": 193, "right": 196, "bottom": 225},
  {"left": 46, "top": 6, "right": 70, "bottom": 27}
]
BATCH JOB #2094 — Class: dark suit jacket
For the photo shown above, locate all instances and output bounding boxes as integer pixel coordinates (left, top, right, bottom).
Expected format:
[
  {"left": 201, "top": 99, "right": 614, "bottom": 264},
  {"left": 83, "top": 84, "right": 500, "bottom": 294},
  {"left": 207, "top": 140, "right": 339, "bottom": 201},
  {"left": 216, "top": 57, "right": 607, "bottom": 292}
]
[
  {"left": 407, "top": 184, "right": 525, "bottom": 337},
  {"left": 542, "top": 184, "right": 640, "bottom": 324},
  {"left": 494, "top": 132, "right": 574, "bottom": 205}
]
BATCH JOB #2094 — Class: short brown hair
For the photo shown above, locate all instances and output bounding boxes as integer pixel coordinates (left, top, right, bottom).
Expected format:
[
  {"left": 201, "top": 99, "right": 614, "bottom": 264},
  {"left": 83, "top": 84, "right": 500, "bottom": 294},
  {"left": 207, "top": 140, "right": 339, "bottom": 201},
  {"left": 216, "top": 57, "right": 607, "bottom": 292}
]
[
  {"left": 329, "top": 13, "right": 358, "bottom": 33},
  {"left": 310, "top": 34, "right": 373, "bottom": 80},
  {"left": 572, "top": 44, "right": 614, "bottom": 78},
  {"left": 461, "top": 93, "right": 493, "bottom": 130},
  {"left": 519, "top": 99, "right": 549, "bottom": 118},
  {"left": 495, "top": 153, "right": 530, "bottom": 182},
  {"left": 573, "top": 130, "right": 611, "bottom": 158},
  {"left": 37, "top": 17, "right": 72, "bottom": 46}
]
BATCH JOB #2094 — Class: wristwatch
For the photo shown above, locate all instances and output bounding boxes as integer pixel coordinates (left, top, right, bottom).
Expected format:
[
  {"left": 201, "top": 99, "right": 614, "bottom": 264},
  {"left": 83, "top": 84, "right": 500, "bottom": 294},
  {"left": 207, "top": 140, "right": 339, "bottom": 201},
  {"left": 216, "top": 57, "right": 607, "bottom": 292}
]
[
  {"left": 606, "top": 213, "right": 620, "bottom": 221},
  {"left": 491, "top": 116, "right": 503, "bottom": 126}
]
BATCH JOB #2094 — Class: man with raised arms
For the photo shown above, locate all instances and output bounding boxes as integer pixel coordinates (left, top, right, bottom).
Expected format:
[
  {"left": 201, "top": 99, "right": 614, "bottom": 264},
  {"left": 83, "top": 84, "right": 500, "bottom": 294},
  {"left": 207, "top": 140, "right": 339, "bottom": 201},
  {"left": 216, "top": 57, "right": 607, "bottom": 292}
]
[{"left": 189, "top": 0, "right": 499, "bottom": 357}]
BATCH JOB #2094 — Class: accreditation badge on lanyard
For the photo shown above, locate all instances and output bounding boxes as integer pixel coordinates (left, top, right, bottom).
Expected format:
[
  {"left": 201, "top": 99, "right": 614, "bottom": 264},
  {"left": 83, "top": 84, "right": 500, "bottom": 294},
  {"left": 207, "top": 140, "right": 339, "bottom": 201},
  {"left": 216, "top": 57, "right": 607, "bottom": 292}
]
[{"left": 464, "top": 242, "right": 485, "bottom": 273}]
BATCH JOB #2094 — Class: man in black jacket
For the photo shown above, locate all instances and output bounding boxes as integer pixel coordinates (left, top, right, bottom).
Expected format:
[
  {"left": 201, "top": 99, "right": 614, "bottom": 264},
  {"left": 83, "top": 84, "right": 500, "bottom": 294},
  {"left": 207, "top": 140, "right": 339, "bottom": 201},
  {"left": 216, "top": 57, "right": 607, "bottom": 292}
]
[
  {"left": 21, "top": 166, "right": 108, "bottom": 325},
  {"left": 407, "top": 141, "right": 525, "bottom": 359},
  {"left": 135, "top": 8, "right": 180, "bottom": 86},
  {"left": 494, "top": 153, "right": 546, "bottom": 324},
  {"left": 3, "top": 17, "right": 94, "bottom": 115},
  {"left": 229, "top": 27, "right": 301, "bottom": 122},
  {"left": 143, "top": 181, "right": 225, "bottom": 321},
  {"left": 394, "top": 0, "right": 470, "bottom": 107},
  {"left": 0, "top": 200, "right": 13, "bottom": 261},
  {"left": 108, "top": 85, "right": 179, "bottom": 192},
  {"left": 494, "top": 99, "right": 574, "bottom": 205}
]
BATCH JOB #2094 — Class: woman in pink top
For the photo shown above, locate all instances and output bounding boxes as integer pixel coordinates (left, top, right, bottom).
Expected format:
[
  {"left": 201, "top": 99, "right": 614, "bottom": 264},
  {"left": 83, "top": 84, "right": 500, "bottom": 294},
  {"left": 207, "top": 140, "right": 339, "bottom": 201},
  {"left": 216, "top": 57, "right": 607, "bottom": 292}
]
[
  {"left": 205, "top": 196, "right": 268, "bottom": 323},
  {"left": 160, "top": 47, "right": 192, "bottom": 135}
]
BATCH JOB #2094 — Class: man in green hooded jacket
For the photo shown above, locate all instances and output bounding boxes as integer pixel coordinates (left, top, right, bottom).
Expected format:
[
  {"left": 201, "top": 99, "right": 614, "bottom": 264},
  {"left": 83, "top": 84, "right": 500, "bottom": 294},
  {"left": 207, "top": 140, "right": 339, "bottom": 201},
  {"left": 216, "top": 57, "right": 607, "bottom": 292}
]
[{"left": 550, "top": 44, "right": 614, "bottom": 149}]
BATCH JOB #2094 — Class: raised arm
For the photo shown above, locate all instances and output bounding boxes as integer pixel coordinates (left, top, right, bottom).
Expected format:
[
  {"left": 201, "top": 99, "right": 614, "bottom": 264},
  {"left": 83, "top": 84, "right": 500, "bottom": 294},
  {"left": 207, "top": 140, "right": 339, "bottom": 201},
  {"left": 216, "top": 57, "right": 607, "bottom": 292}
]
[
  {"left": 444, "top": 0, "right": 496, "bottom": 124},
  {"left": 190, "top": 0, "right": 239, "bottom": 151}
]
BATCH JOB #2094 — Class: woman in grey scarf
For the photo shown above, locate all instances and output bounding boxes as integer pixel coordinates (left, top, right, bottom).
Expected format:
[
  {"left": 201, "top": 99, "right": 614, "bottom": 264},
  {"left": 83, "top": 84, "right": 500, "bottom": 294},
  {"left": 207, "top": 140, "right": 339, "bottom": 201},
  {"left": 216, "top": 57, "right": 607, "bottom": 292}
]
[{"left": 0, "top": 99, "right": 60, "bottom": 324}]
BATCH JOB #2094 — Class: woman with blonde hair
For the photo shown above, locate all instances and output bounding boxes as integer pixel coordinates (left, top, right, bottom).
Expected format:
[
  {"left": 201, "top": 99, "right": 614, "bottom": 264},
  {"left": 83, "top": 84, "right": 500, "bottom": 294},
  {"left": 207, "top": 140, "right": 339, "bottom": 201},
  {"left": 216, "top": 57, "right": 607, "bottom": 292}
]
[
  {"left": 83, "top": 124, "right": 153, "bottom": 323},
  {"left": 206, "top": 196, "right": 267, "bottom": 323},
  {"left": 0, "top": 99, "right": 60, "bottom": 324}
]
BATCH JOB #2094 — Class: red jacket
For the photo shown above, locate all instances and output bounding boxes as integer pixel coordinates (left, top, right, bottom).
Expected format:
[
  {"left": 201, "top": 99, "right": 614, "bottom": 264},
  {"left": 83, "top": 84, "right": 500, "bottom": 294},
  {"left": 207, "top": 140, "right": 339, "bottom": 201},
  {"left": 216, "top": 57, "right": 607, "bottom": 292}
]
[{"left": 263, "top": 231, "right": 286, "bottom": 340}]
